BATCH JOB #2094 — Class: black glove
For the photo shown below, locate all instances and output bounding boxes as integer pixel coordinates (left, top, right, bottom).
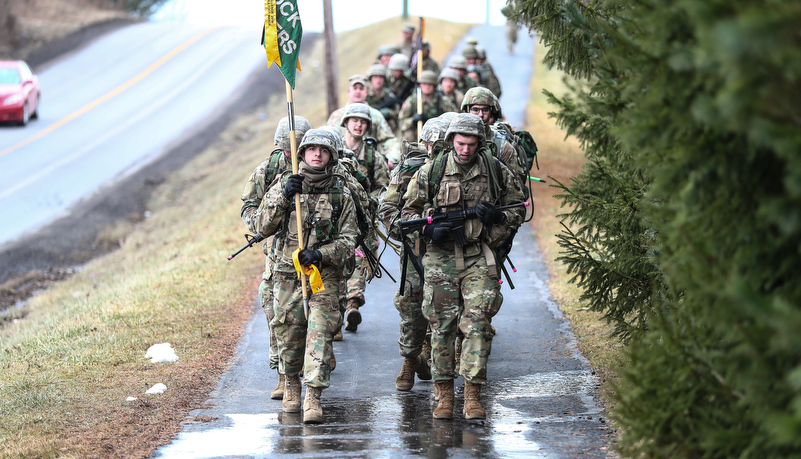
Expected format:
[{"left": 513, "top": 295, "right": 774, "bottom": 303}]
[
  {"left": 476, "top": 201, "right": 506, "bottom": 224},
  {"left": 411, "top": 113, "right": 427, "bottom": 124},
  {"left": 298, "top": 249, "right": 322, "bottom": 267},
  {"left": 282, "top": 174, "right": 303, "bottom": 200},
  {"left": 423, "top": 221, "right": 452, "bottom": 244}
]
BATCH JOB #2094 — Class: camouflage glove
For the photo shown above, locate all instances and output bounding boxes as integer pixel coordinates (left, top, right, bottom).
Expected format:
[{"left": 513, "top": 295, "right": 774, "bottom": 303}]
[
  {"left": 282, "top": 174, "right": 303, "bottom": 200},
  {"left": 298, "top": 249, "right": 322, "bottom": 267},
  {"left": 476, "top": 201, "right": 506, "bottom": 224}
]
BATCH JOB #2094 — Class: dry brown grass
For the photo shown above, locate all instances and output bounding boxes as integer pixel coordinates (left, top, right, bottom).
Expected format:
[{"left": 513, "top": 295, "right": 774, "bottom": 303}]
[
  {"left": 0, "top": 15, "right": 473, "bottom": 459},
  {"left": 0, "top": 0, "right": 129, "bottom": 59}
]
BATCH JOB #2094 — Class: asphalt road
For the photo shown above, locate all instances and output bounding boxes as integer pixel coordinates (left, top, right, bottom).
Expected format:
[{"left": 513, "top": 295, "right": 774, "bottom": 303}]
[
  {"left": 154, "top": 25, "right": 616, "bottom": 458},
  {"left": 0, "top": 22, "right": 264, "bottom": 249}
]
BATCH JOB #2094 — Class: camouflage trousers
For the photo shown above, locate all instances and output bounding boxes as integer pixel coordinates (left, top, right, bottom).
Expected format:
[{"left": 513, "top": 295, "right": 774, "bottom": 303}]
[
  {"left": 272, "top": 269, "right": 342, "bottom": 388},
  {"left": 258, "top": 274, "right": 279, "bottom": 370},
  {"left": 394, "top": 249, "right": 427, "bottom": 358},
  {"left": 421, "top": 245, "right": 502, "bottom": 384},
  {"left": 345, "top": 251, "right": 366, "bottom": 307}
]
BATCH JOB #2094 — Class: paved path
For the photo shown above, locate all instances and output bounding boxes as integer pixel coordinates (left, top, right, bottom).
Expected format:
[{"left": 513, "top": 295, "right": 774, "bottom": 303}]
[{"left": 154, "top": 25, "right": 616, "bottom": 459}]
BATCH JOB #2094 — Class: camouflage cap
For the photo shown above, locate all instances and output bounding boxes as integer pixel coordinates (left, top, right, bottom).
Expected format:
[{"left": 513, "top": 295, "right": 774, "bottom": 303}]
[
  {"left": 340, "top": 103, "right": 373, "bottom": 130},
  {"left": 401, "top": 23, "right": 416, "bottom": 33},
  {"left": 298, "top": 128, "right": 340, "bottom": 162},
  {"left": 418, "top": 70, "right": 438, "bottom": 85},
  {"left": 465, "top": 37, "right": 479, "bottom": 46},
  {"left": 274, "top": 115, "right": 312, "bottom": 152},
  {"left": 438, "top": 67, "right": 460, "bottom": 84},
  {"left": 445, "top": 113, "right": 486, "bottom": 144},
  {"left": 461, "top": 86, "right": 501, "bottom": 116},
  {"left": 422, "top": 39, "right": 431, "bottom": 50},
  {"left": 388, "top": 53, "right": 409, "bottom": 71},
  {"left": 367, "top": 63, "right": 388, "bottom": 78},
  {"left": 348, "top": 74, "right": 368, "bottom": 88},
  {"left": 447, "top": 55, "right": 468, "bottom": 70}
]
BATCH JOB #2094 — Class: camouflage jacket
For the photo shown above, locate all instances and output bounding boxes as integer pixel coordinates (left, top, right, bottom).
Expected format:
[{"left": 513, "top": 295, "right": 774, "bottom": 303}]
[
  {"left": 401, "top": 149, "right": 526, "bottom": 253},
  {"left": 255, "top": 171, "right": 358, "bottom": 275},
  {"left": 398, "top": 91, "right": 459, "bottom": 142},
  {"left": 366, "top": 86, "right": 399, "bottom": 133},
  {"left": 479, "top": 62, "right": 502, "bottom": 98},
  {"left": 378, "top": 149, "right": 428, "bottom": 241}
]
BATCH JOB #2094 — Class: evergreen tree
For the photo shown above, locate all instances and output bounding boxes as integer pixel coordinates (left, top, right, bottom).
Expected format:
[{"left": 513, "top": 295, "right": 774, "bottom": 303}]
[{"left": 515, "top": 0, "right": 801, "bottom": 456}]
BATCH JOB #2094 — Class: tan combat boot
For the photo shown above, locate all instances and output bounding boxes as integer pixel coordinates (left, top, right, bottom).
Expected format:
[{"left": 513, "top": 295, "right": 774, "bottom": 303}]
[
  {"left": 270, "top": 371, "right": 285, "bottom": 400},
  {"left": 303, "top": 386, "right": 323, "bottom": 424},
  {"left": 416, "top": 350, "right": 432, "bottom": 381},
  {"left": 333, "top": 326, "right": 343, "bottom": 341},
  {"left": 395, "top": 357, "right": 417, "bottom": 391},
  {"left": 433, "top": 380, "right": 454, "bottom": 419},
  {"left": 282, "top": 374, "right": 302, "bottom": 413},
  {"left": 345, "top": 299, "right": 362, "bottom": 332},
  {"left": 330, "top": 351, "right": 337, "bottom": 371},
  {"left": 463, "top": 381, "right": 486, "bottom": 420}
]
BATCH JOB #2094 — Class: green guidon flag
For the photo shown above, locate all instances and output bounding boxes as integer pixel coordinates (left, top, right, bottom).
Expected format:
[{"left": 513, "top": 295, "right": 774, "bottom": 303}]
[{"left": 263, "top": 0, "right": 303, "bottom": 89}]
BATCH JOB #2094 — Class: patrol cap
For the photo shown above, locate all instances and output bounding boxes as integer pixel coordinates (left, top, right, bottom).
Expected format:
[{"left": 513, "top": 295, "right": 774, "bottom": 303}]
[
  {"left": 401, "top": 23, "right": 416, "bottom": 33},
  {"left": 465, "top": 37, "right": 479, "bottom": 46},
  {"left": 348, "top": 74, "right": 368, "bottom": 88},
  {"left": 422, "top": 39, "right": 431, "bottom": 50}
]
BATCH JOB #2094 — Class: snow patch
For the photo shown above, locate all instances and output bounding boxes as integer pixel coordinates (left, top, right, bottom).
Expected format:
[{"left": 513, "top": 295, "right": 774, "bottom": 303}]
[{"left": 145, "top": 342, "right": 179, "bottom": 363}]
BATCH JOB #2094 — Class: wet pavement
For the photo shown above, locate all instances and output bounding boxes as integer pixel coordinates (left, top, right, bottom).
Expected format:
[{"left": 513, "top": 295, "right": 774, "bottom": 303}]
[{"left": 154, "top": 25, "right": 616, "bottom": 458}]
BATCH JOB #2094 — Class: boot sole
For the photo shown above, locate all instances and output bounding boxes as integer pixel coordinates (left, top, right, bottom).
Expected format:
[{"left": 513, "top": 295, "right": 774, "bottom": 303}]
[
  {"left": 271, "top": 391, "right": 284, "bottom": 400},
  {"left": 433, "top": 412, "right": 454, "bottom": 420},
  {"left": 345, "top": 310, "right": 362, "bottom": 332}
]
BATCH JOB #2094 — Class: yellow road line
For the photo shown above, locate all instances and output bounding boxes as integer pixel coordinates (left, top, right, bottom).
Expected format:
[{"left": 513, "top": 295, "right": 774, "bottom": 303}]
[{"left": 0, "top": 27, "right": 219, "bottom": 158}]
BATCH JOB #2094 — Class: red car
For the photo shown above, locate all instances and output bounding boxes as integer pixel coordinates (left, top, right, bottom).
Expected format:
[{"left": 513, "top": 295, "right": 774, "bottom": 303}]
[{"left": 0, "top": 60, "right": 40, "bottom": 126}]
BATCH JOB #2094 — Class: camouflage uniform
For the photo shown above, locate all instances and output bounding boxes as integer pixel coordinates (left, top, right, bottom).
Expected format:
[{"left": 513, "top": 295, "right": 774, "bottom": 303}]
[
  {"left": 365, "top": 64, "right": 399, "bottom": 134},
  {"left": 398, "top": 71, "right": 458, "bottom": 142},
  {"left": 401, "top": 114, "right": 526, "bottom": 386},
  {"left": 240, "top": 116, "right": 311, "bottom": 377},
  {"left": 379, "top": 118, "right": 449, "bottom": 362},
  {"left": 327, "top": 103, "right": 400, "bottom": 165},
  {"left": 420, "top": 40, "right": 441, "bottom": 75},
  {"left": 461, "top": 87, "right": 526, "bottom": 191},
  {"left": 340, "top": 104, "right": 389, "bottom": 326},
  {"left": 254, "top": 130, "right": 358, "bottom": 389}
]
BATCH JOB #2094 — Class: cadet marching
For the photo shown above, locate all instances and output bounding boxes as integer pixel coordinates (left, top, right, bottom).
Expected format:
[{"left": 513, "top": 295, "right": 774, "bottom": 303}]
[{"left": 239, "top": 20, "right": 535, "bottom": 425}]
